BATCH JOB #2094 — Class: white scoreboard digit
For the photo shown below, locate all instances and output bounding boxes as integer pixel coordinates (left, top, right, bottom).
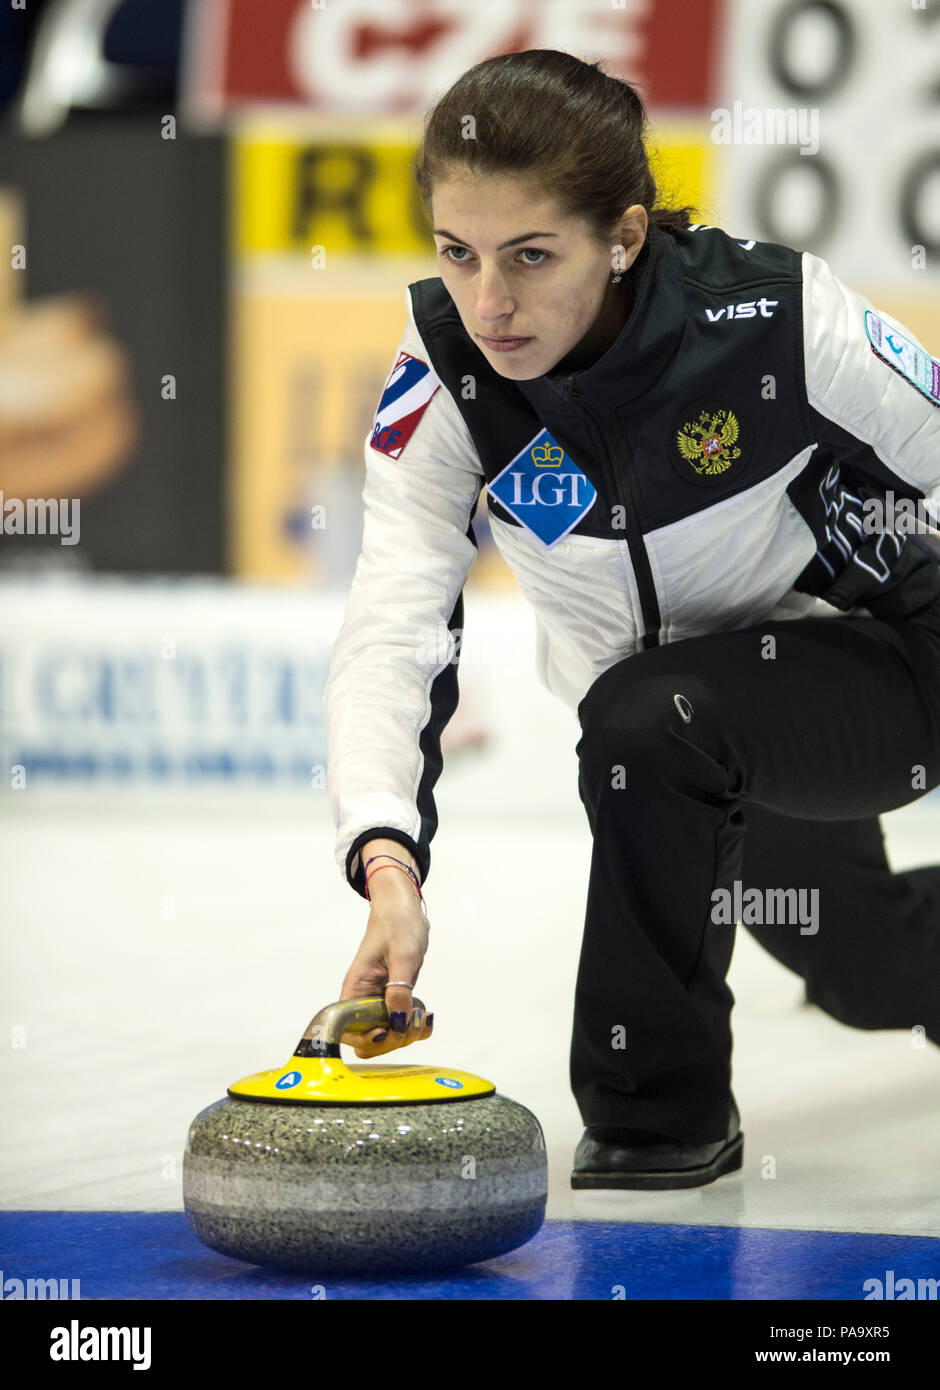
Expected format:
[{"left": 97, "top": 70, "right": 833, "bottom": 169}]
[{"left": 716, "top": 0, "right": 940, "bottom": 287}]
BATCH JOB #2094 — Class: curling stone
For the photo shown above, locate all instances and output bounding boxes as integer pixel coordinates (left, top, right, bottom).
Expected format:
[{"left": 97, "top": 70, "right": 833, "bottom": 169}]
[{"left": 183, "top": 996, "right": 547, "bottom": 1275}]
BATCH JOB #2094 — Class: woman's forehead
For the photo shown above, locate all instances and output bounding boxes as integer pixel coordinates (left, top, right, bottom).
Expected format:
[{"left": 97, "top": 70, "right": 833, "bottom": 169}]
[{"left": 431, "top": 177, "right": 576, "bottom": 237}]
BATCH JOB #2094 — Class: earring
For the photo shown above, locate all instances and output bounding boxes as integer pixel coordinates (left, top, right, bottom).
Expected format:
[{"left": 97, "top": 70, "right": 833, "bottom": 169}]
[{"left": 611, "top": 272, "right": 622, "bottom": 284}]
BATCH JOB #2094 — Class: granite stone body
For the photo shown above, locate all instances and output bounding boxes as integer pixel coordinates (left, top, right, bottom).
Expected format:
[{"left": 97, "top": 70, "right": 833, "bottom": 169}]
[{"left": 183, "top": 1092, "right": 547, "bottom": 1274}]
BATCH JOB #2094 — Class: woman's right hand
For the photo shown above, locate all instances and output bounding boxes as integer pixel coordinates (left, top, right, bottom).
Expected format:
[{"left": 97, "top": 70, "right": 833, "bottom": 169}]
[{"left": 339, "top": 862, "right": 434, "bottom": 1058}]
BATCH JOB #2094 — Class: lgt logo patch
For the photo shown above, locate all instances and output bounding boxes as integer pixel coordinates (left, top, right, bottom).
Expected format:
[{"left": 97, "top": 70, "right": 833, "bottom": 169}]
[{"left": 488, "top": 429, "right": 596, "bottom": 546}]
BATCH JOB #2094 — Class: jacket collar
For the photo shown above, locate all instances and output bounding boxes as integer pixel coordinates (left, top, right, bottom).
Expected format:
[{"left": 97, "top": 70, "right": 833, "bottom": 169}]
[{"left": 513, "top": 223, "right": 686, "bottom": 417}]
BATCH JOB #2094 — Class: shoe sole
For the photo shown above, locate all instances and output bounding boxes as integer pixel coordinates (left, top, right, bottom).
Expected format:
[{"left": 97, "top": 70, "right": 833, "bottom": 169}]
[{"left": 570, "top": 1132, "right": 744, "bottom": 1191}]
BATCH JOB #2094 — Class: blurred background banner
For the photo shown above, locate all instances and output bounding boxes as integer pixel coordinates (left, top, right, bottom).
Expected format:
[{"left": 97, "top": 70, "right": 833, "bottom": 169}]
[
  {"left": 0, "top": 578, "right": 334, "bottom": 788},
  {"left": 229, "top": 122, "right": 438, "bottom": 586},
  {"left": 0, "top": 0, "right": 938, "bottom": 791},
  {"left": 182, "top": 0, "right": 725, "bottom": 120},
  {"left": 717, "top": 0, "right": 940, "bottom": 332}
]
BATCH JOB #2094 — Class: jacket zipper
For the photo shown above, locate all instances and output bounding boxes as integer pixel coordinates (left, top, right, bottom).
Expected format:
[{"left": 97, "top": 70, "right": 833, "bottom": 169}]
[{"left": 567, "top": 384, "right": 662, "bottom": 649}]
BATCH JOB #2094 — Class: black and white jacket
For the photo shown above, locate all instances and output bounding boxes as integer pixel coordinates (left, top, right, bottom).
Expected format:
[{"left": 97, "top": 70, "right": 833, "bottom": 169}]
[{"left": 324, "top": 223, "right": 940, "bottom": 896}]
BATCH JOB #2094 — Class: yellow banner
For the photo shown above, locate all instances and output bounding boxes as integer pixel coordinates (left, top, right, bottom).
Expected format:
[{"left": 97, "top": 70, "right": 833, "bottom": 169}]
[
  {"left": 235, "top": 133, "right": 429, "bottom": 258},
  {"left": 234, "top": 122, "right": 712, "bottom": 260}
]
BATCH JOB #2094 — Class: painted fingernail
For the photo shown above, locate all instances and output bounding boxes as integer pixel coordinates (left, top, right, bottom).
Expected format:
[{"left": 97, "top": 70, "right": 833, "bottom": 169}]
[
  {"left": 389, "top": 1012, "right": 407, "bottom": 1033},
  {"left": 372, "top": 1030, "right": 388, "bottom": 1042},
  {"left": 426, "top": 1013, "right": 434, "bottom": 1028}
]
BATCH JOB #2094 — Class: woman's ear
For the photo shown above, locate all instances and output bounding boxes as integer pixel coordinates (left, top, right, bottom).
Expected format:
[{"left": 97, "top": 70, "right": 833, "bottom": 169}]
[
  {"left": 608, "top": 207, "right": 649, "bottom": 280},
  {"left": 617, "top": 205, "right": 648, "bottom": 268}
]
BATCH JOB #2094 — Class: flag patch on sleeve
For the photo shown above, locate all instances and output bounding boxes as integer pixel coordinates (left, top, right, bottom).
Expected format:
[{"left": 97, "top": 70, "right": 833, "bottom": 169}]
[
  {"left": 369, "top": 351, "right": 441, "bottom": 457},
  {"left": 865, "top": 311, "right": 940, "bottom": 407}
]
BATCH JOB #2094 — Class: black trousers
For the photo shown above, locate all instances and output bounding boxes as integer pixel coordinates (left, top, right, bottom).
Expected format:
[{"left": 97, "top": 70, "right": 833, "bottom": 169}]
[{"left": 571, "top": 592, "right": 940, "bottom": 1145}]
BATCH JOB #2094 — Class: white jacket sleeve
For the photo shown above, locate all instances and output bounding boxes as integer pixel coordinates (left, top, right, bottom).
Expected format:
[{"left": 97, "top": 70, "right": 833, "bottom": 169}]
[
  {"left": 803, "top": 252, "right": 940, "bottom": 533},
  {"left": 323, "top": 291, "right": 485, "bottom": 897},
  {"left": 799, "top": 254, "right": 940, "bottom": 615}
]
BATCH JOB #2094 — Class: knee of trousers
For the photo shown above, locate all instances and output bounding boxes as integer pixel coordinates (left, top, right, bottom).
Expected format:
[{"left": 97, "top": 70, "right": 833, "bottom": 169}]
[
  {"left": 801, "top": 942, "right": 926, "bottom": 1033},
  {"left": 575, "top": 666, "right": 725, "bottom": 795},
  {"left": 804, "top": 975, "right": 896, "bottom": 1034}
]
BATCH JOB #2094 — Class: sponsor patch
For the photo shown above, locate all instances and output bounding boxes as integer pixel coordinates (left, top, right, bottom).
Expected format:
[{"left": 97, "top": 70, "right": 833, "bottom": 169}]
[
  {"left": 370, "top": 351, "right": 441, "bottom": 457},
  {"left": 487, "top": 428, "right": 596, "bottom": 547},
  {"left": 672, "top": 400, "right": 750, "bottom": 485},
  {"left": 864, "top": 311, "right": 940, "bottom": 408}
]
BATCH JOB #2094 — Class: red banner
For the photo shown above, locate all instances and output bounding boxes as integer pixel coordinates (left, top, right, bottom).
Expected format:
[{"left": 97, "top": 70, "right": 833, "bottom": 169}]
[{"left": 186, "top": 0, "right": 724, "bottom": 120}]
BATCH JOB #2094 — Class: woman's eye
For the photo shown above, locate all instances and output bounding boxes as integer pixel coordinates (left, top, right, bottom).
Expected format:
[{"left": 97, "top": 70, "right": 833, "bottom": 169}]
[{"left": 438, "top": 245, "right": 549, "bottom": 266}]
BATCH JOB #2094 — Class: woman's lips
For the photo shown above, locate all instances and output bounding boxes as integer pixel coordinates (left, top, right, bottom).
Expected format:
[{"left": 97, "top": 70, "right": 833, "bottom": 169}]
[{"left": 478, "top": 334, "right": 532, "bottom": 352}]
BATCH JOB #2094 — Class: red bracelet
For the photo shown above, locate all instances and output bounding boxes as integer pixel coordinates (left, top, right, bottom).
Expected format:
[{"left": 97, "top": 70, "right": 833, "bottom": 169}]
[{"left": 364, "top": 862, "right": 427, "bottom": 912}]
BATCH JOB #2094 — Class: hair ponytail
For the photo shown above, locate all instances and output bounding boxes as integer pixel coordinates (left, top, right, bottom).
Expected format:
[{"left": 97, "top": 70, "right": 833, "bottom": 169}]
[{"left": 413, "top": 50, "right": 694, "bottom": 246}]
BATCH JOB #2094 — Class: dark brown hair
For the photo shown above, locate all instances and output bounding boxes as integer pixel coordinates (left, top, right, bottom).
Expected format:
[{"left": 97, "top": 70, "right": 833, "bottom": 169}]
[{"left": 413, "top": 49, "right": 694, "bottom": 247}]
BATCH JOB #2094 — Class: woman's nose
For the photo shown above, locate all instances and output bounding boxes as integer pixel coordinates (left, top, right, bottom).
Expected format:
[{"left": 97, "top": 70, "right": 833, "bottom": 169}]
[{"left": 475, "top": 269, "right": 515, "bottom": 322}]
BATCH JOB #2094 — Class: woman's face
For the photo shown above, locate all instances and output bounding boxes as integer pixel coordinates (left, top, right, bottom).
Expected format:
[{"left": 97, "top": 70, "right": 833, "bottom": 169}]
[{"left": 430, "top": 172, "right": 647, "bottom": 381}]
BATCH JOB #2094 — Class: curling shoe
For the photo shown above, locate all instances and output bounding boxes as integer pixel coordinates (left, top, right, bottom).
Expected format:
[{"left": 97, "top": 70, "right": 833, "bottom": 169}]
[{"left": 571, "top": 1097, "right": 742, "bottom": 1191}]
